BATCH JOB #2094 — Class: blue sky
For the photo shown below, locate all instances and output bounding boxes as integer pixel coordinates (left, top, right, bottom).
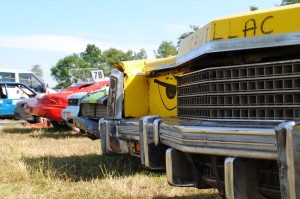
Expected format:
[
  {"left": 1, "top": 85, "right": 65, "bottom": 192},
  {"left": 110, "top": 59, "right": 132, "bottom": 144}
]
[{"left": 0, "top": 0, "right": 280, "bottom": 87}]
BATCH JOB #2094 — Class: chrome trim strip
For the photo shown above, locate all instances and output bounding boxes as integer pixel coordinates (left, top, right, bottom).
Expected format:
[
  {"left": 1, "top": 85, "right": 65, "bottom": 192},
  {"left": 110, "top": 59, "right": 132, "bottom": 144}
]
[
  {"left": 162, "top": 140, "right": 277, "bottom": 159},
  {"left": 72, "top": 116, "right": 99, "bottom": 138},
  {"left": 178, "top": 75, "right": 300, "bottom": 87},
  {"left": 178, "top": 90, "right": 300, "bottom": 97},
  {"left": 165, "top": 148, "right": 194, "bottom": 187},
  {"left": 99, "top": 119, "right": 110, "bottom": 155},
  {"left": 117, "top": 120, "right": 140, "bottom": 140},
  {"left": 166, "top": 148, "right": 174, "bottom": 186},
  {"left": 140, "top": 116, "right": 150, "bottom": 166},
  {"left": 161, "top": 133, "right": 275, "bottom": 147},
  {"left": 154, "top": 118, "right": 161, "bottom": 146},
  {"left": 179, "top": 59, "right": 300, "bottom": 78},
  {"left": 275, "top": 121, "right": 300, "bottom": 199},
  {"left": 176, "top": 32, "right": 300, "bottom": 67},
  {"left": 140, "top": 115, "right": 160, "bottom": 167},
  {"left": 176, "top": 117, "right": 284, "bottom": 123},
  {"left": 107, "top": 69, "right": 124, "bottom": 119},
  {"left": 224, "top": 157, "right": 235, "bottom": 199},
  {"left": 162, "top": 125, "right": 275, "bottom": 136},
  {"left": 178, "top": 105, "right": 300, "bottom": 109}
]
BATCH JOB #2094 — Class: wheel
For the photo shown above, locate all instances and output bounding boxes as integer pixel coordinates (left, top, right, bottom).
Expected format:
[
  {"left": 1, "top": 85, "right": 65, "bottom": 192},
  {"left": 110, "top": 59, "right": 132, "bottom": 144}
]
[
  {"left": 34, "top": 116, "right": 44, "bottom": 123},
  {"left": 51, "top": 121, "right": 62, "bottom": 128},
  {"left": 51, "top": 121, "right": 71, "bottom": 130}
]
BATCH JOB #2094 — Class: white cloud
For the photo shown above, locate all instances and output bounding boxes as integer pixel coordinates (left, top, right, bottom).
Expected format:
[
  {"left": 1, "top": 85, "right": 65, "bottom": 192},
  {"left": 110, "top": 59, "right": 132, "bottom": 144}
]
[
  {"left": 0, "top": 34, "right": 89, "bottom": 53},
  {"left": 0, "top": 34, "right": 157, "bottom": 58}
]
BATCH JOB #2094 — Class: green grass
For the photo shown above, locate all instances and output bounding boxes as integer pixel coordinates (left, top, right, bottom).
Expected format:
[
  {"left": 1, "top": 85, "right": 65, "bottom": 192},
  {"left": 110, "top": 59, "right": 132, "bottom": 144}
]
[{"left": 0, "top": 125, "right": 220, "bottom": 199}]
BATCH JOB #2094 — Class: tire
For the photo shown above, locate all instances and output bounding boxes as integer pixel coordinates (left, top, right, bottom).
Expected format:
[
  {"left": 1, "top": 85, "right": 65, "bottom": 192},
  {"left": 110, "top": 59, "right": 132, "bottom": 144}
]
[
  {"left": 51, "top": 121, "right": 62, "bottom": 128},
  {"left": 51, "top": 121, "right": 71, "bottom": 130},
  {"left": 34, "top": 116, "right": 43, "bottom": 123}
]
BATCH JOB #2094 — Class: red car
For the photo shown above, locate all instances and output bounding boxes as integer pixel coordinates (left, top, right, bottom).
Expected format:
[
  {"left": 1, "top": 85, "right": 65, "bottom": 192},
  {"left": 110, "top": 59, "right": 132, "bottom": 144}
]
[{"left": 29, "top": 80, "right": 109, "bottom": 127}]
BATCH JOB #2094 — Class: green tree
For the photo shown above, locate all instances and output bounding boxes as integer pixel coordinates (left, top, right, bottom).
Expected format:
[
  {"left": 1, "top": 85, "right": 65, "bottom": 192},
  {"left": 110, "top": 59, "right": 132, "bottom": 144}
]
[
  {"left": 79, "top": 44, "right": 113, "bottom": 77},
  {"left": 80, "top": 44, "right": 102, "bottom": 67},
  {"left": 51, "top": 54, "right": 84, "bottom": 88},
  {"left": 281, "top": 0, "right": 300, "bottom": 5},
  {"left": 250, "top": 5, "right": 258, "bottom": 11},
  {"left": 31, "top": 64, "right": 43, "bottom": 80},
  {"left": 124, "top": 49, "right": 148, "bottom": 60},
  {"left": 100, "top": 48, "right": 131, "bottom": 74},
  {"left": 177, "top": 25, "right": 199, "bottom": 47},
  {"left": 51, "top": 44, "right": 149, "bottom": 88},
  {"left": 133, "top": 49, "right": 147, "bottom": 60},
  {"left": 154, "top": 41, "right": 177, "bottom": 58}
]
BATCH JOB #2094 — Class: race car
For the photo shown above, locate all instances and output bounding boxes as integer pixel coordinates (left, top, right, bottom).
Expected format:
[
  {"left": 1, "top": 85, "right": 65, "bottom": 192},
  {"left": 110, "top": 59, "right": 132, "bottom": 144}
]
[{"left": 29, "top": 79, "right": 109, "bottom": 128}]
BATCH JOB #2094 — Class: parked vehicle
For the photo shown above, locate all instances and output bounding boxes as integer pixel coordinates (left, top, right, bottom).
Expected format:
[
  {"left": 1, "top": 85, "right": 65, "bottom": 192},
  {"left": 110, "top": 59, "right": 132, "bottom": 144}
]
[
  {"left": 29, "top": 79, "right": 109, "bottom": 127},
  {"left": 100, "top": 4, "right": 300, "bottom": 199},
  {"left": 61, "top": 91, "right": 90, "bottom": 125},
  {"left": 0, "top": 69, "right": 55, "bottom": 93},
  {"left": 0, "top": 69, "right": 57, "bottom": 122},
  {"left": 0, "top": 82, "right": 36, "bottom": 118},
  {"left": 63, "top": 87, "right": 108, "bottom": 139},
  {"left": 14, "top": 96, "right": 43, "bottom": 123},
  {"left": 100, "top": 57, "right": 178, "bottom": 155}
]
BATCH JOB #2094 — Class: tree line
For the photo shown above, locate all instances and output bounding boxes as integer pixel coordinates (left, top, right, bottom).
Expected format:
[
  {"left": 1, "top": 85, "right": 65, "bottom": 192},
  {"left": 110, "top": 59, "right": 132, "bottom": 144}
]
[{"left": 46, "top": 29, "right": 190, "bottom": 88}]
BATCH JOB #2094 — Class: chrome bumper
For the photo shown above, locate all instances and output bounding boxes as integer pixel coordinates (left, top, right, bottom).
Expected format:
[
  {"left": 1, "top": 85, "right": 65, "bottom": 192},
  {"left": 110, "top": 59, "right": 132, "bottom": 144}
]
[
  {"left": 99, "top": 118, "right": 140, "bottom": 156},
  {"left": 14, "top": 106, "right": 34, "bottom": 122},
  {"left": 68, "top": 116, "right": 99, "bottom": 140},
  {"left": 99, "top": 114, "right": 300, "bottom": 197},
  {"left": 139, "top": 116, "right": 300, "bottom": 198},
  {"left": 159, "top": 119, "right": 278, "bottom": 160}
]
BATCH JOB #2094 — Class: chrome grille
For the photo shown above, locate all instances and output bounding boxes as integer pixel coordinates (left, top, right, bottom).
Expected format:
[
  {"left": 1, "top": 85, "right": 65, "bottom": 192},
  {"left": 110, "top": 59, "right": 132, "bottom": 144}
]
[
  {"left": 178, "top": 60, "right": 300, "bottom": 120},
  {"left": 80, "top": 103, "right": 107, "bottom": 118}
]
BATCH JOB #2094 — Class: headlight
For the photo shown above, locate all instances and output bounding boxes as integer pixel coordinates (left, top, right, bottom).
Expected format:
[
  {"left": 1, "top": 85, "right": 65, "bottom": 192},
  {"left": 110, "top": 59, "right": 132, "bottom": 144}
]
[{"left": 68, "top": 99, "right": 78, "bottom": 106}]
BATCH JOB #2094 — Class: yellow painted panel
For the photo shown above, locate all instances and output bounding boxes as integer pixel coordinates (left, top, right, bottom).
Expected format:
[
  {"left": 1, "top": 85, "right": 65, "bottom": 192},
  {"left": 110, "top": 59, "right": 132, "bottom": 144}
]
[
  {"left": 144, "top": 56, "right": 177, "bottom": 72},
  {"left": 115, "top": 56, "right": 177, "bottom": 74},
  {"left": 124, "top": 75, "right": 148, "bottom": 117},
  {"left": 210, "top": 4, "right": 300, "bottom": 40},
  {"left": 114, "top": 60, "right": 146, "bottom": 75},
  {"left": 179, "top": 4, "right": 300, "bottom": 57},
  {"left": 178, "top": 23, "right": 211, "bottom": 57},
  {"left": 149, "top": 72, "right": 183, "bottom": 117},
  {"left": 117, "top": 57, "right": 178, "bottom": 118},
  {"left": 115, "top": 60, "right": 149, "bottom": 117}
]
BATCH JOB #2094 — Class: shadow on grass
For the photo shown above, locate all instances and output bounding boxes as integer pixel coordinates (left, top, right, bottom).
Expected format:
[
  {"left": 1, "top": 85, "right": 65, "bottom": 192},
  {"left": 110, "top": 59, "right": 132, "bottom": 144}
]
[
  {"left": 22, "top": 154, "right": 144, "bottom": 181},
  {"left": 2, "top": 126, "right": 87, "bottom": 139},
  {"left": 32, "top": 127, "right": 87, "bottom": 139},
  {"left": 2, "top": 127, "right": 41, "bottom": 134}
]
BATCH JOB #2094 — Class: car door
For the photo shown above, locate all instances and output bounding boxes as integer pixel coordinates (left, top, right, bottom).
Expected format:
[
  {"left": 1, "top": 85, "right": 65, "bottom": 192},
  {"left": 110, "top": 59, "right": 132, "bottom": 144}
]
[
  {"left": 0, "top": 84, "right": 14, "bottom": 116},
  {"left": 0, "top": 83, "right": 35, "bottom": 117}
]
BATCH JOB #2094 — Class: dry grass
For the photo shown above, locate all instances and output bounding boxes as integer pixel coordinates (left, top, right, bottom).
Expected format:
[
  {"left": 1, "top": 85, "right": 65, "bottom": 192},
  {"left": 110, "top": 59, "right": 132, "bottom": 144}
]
[{"left": 0, "top": 124, "right": 221, "bottom": 199}]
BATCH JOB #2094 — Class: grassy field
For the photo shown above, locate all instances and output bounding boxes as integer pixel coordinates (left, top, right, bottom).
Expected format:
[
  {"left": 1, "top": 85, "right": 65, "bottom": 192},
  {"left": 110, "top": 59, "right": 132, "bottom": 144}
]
[{"left": 0, "top": 124, "right": 220, "bottom": 199}]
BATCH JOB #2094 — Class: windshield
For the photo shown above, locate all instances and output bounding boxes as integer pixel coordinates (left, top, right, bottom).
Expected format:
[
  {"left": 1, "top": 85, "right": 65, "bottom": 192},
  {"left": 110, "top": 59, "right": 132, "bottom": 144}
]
[
  {"left": 0, "top": 84, "right": 36, "bottom": 99},
  {"left": 19, "top": 73, "right": 43, "bottom": 93}
]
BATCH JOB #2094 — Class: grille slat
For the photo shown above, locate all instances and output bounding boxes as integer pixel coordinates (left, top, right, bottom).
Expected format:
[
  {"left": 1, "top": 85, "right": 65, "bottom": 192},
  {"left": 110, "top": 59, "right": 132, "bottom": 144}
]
[
  {"left": 80, "top": 103, "right": 107, "bottom": 118},
  {"left": 178, "top": 77, "right": 300, "bottom": 95},
  {"left": 179, "top": 61, "right": 300, "bottom": 85},
  {"left": 178, "top": 60, "right": 300, "bottom": 120}
]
